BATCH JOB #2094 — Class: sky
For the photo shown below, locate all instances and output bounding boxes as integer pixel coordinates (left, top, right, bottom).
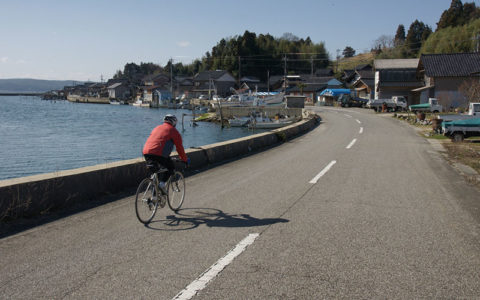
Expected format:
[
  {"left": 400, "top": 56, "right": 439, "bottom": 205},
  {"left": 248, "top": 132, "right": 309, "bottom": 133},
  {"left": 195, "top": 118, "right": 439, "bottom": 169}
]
[{"left": 1, "top": 0, "right": 478, "bottom": 81}]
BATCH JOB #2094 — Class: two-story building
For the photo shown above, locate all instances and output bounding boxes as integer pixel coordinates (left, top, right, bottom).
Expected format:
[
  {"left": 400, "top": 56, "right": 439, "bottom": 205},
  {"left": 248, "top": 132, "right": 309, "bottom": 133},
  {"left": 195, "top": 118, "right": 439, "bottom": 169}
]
[
  {"left": 192, "top": 70, "right": 236, "bottom": 98},
  {"left": 374, "top": 59, "right": 423, "bottom": 105}
]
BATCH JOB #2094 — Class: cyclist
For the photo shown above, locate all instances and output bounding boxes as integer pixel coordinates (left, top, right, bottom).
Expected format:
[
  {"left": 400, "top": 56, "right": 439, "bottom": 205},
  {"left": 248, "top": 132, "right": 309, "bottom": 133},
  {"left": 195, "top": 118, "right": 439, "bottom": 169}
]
[{"left": 143, "top": 114, "right": 188, "bottom": 192}]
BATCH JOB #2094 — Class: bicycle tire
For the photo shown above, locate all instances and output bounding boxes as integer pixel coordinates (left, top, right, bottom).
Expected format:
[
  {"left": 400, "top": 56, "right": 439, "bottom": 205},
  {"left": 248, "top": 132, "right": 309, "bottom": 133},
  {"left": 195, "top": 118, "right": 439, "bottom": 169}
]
[
  {"left": 167, "top": 171, "right": 185, "bottom": 211},
  {"left": 135, "top": 178, "right": 159, "bottom": 224}
]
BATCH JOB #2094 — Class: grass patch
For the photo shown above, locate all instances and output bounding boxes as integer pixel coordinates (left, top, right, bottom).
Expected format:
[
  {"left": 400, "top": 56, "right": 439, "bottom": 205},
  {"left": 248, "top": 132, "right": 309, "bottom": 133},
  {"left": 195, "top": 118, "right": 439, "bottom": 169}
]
[
  {"left": 443, "top": 142, "right": 480, "bottom": 174},
  {"left": 427, "top": 133, "right": 449, "bottom": 140}
]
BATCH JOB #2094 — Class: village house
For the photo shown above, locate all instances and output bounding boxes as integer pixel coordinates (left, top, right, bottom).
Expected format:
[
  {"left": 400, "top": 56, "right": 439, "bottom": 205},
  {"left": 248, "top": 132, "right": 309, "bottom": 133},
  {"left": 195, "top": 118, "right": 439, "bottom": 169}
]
[
  {"left": 192, "top": 70, "right": 236, "bottom": 98},
  {"left": 174, "top": 76, "right": 194, "bottom": 98},
  {"left": 142, "top": 73, "right": 170, "bottom": 87},
  {"left": 108, "top": 82, "right": 130, "bottom": 100},
  {"left": 413, "top": 52, "right": 480, "bottom": 108},
  {"left": 374, "top": 59, "right": 423, "bottom": 105}
]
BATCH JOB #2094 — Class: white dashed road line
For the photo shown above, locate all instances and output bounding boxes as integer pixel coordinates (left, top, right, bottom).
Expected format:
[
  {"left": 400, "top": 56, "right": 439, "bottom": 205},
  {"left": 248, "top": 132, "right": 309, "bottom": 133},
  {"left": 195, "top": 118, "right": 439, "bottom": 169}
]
[
  {"left": 344, "top": 114, "right": 352, "bottom": 118},
  {"left": 356, "top": 119, "right": 361, "bottom": 124},
  {"left": 346, "top": 139, "right": 357, "bottom": 149},
  {"left": 359, "top": 127, "right": 363, "bottom": 134},
  {"left": 173, "top": 233, "right": 260, "bottom": 300},
  {"left": 309, "top": 160, "right": 337, "bottom": 184}
]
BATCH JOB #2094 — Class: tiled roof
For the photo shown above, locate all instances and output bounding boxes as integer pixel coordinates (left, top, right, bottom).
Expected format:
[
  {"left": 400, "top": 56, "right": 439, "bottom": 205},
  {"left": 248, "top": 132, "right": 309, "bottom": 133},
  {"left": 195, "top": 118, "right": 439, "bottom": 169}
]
[
  {"left": 289, "top": 83, "right": 327, "bottom": 92},
  {"left": 194, "top": 70, "right": 228, "bottom": 81},
  {"left": 374, "top": 59, "right": 419, "bottom": 70},
  {"left": 355, "top": 64, "right": 372, "bottom": 71},
  {"left": 108, "top": 83, "right": 122, "bottom": 89},
  {"left": 420, "top": 53, "right": 480, "bottom": 77},
  {"left": 315, "top": 68, "right": 334, "bottom": 76},
  {"left": 379, "top": 69, "right": 419, "bottom": 82},
  {"left": 356, "top": 70, "right": 374, "bottom": 79}
]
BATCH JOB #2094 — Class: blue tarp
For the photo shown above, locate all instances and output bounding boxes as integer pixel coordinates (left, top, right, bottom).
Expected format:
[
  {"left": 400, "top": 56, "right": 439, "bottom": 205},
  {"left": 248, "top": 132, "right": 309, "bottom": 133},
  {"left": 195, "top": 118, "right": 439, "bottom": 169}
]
[
  {"left": 443, "top": 117, "right": 480, "bottom": 128},
  {"left": 319, "top": 89, "right": 351, "bottom": 97}
]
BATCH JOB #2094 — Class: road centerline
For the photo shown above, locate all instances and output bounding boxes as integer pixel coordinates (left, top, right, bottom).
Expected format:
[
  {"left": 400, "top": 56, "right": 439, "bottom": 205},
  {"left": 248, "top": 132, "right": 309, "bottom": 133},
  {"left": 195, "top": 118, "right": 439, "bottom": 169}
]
[
  {"left": 172, "top": 233, "right": 260, "bottom": 300},
  {"left": 309, "top": 160, "right": 337, "bottom": 184},
  {"left": 359, "top": 127, "right": 364, "bottom": 134},
  {"left": 356, "top": 119, "right": 361, "bottom": 124},
  {"left": 346, "top": 138, "right": 357, "bottom": 149}
]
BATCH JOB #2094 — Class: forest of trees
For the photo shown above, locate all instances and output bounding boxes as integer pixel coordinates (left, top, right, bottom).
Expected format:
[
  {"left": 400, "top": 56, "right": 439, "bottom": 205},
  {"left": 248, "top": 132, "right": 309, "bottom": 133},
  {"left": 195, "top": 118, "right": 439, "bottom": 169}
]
[
  {"left": 113, "top": 0, "right": 480, "bottom": 83},
  {"left": 113, "top": 31, "right": 329, "bottom": 82},
  {"left": 375, "top": 0, "right": 480, "bottom": 59}
]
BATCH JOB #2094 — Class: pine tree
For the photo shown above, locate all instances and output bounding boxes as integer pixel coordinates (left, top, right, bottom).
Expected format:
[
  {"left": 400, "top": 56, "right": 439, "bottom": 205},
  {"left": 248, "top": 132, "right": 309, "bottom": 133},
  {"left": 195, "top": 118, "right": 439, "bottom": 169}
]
[
  {"left": 406, "top": 20, "right": 430, "bottom": 56},
  {"left": 394, "top": 24, "right": 406, "bottom": 46},
  {"left": 342, "top": 46, "right": 356, "bottom": 58},
  {"left": 437, "top": 0, "right": 465, "bottom": 30}
]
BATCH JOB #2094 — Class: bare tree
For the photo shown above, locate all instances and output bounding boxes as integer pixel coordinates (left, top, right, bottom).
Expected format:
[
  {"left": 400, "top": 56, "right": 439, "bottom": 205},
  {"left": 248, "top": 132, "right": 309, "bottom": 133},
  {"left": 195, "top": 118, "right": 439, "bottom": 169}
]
[
  {"left": 459, "top": 78, "right": 480, "bottom": 107},
  {"left": 372, "top": 35, "right": 394, "bottom": 50}
]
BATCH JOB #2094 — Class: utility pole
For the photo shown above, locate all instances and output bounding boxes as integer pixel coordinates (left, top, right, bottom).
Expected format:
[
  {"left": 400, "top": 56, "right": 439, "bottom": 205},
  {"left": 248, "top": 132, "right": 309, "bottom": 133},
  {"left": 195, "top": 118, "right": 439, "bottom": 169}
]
[
  {"left": 267, "top": 70, "right": 270, "bottom": 93},
  {"left": 476, "top": 33, "right": 480, "bottom": 52},
  {"left": 310, "top": 55, "right": 314, "bottom": 76},
  {"left": 283, "top": 53, "right": 287, "bottom": 92},
  {"left": 336, "top": 49, "right": 340, "bottom": 73},
  {"left": 238, "top": 56, "right": 241, "bottom": 84},
  {"left": 170, "top": 58, "right": 173, "bottom": 98}
]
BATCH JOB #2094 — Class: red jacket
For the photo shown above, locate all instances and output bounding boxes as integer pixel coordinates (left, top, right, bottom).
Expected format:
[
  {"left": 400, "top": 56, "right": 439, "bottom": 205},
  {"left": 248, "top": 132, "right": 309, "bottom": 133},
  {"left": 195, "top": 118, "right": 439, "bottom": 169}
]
[{"left": 142, "top": 123, "right": 187, "bottom": 162}]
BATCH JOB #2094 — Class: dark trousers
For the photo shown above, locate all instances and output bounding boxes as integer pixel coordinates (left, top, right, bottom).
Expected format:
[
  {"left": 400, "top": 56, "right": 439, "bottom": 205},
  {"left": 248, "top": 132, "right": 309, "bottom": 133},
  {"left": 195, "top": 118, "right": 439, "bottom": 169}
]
[{"left": 144, "top": 154, "right": 174, "bottom": 182}]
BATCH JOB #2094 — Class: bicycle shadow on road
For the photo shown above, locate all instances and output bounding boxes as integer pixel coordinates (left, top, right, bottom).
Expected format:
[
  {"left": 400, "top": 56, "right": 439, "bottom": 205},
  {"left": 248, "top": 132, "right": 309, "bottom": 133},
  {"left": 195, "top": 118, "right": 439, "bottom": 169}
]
[{"left": 145, "top": 207, "right": 289, "bottom": 231}]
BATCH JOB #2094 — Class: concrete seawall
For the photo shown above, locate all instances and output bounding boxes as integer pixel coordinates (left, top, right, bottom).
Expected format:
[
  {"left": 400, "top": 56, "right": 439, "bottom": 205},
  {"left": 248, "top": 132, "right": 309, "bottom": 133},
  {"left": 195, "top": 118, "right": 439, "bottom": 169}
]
[{"left": 0, "top": 114, "right": 320, "bottom": 222}]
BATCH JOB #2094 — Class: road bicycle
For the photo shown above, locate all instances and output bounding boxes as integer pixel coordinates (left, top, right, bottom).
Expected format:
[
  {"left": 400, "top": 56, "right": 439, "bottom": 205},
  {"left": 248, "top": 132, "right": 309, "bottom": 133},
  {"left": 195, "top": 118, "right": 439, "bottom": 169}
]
[{"left": 135, "top": 158, "right": 186, "bottom": 224}]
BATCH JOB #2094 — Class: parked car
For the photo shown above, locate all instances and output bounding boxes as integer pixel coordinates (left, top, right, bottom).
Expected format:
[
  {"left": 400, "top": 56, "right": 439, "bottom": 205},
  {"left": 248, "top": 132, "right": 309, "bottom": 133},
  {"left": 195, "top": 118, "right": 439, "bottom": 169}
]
[
  {"left": 338, "top": 94, "right": 368, "bottom": 108},
  {"left": 198, "top": 94, "right": 208, "bottom": 100}
]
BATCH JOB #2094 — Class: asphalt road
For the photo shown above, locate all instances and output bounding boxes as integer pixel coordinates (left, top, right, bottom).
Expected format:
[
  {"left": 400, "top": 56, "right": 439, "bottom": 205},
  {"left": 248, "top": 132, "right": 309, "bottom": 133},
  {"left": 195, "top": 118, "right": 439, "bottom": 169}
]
[{"left": 1, "top": 107, "right": 480, "bottom": 299}]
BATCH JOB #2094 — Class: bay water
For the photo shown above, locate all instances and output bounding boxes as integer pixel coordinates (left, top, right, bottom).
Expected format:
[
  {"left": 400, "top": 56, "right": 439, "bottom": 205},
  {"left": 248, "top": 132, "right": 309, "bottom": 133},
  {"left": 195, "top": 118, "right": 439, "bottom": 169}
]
[{"left": 0, "top": 96, "right": 261, "bottom": 181}]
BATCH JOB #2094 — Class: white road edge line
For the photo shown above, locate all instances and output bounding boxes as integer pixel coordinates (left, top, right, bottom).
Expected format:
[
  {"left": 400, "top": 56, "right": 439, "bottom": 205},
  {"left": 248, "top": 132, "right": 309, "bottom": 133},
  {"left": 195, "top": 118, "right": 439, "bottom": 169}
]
[
  {"left": 359, "top": 127, "right": 364, "bottom": 134},
  {"left": 356, "top": 119, "right": 361, "bottom": 124},
  {"left": 346, "top": 138, "right": 357, "bottom": 149},
  {"left": 172, "top": 233, "right": 260, "bottom": 300},
  {"left": 309, "top": 160, "right": 337, "bottom": 184}
]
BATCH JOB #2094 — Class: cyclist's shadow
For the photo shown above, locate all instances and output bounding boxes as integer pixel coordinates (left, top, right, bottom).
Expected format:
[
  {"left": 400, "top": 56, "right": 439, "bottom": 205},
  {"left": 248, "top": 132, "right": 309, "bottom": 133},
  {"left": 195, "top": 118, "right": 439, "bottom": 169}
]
[{"left": 146, "top": 208, "right": 289, "bottom": 231}]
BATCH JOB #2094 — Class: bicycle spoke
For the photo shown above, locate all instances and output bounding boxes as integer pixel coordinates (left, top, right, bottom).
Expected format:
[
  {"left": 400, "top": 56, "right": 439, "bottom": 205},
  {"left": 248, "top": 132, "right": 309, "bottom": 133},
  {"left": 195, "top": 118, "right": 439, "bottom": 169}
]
[{"left": 135, "top": 178, "right": 159, "bottom": 224}]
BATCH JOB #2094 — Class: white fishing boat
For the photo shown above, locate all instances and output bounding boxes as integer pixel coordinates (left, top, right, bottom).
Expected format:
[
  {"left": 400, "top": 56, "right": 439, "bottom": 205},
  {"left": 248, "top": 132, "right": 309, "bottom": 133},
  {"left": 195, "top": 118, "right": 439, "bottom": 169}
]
[
  {"left": 248, "top": 119, "right": 293, "bottom": 129},
  {"left": 256, "top": 92, "right": 285, "bottom": 106},
  {"left": 109, "top": 99, "right": 121, "bottom": 105},
  {"left": 132, "top": 100, "right": 150, "bottom": 107},
  {"left": 228, "top": 116, "right": 250, "bottom": 127},
  {"left": 247, "top": 113, "right": 297, "bottom": 129}
]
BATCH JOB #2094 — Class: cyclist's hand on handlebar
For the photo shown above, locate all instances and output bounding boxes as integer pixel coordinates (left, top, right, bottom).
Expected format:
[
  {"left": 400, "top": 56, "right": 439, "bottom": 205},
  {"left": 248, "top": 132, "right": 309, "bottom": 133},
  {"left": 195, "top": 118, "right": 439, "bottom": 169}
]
[{"left": 186, "top": 158, "right": 191, "bottom": 167}]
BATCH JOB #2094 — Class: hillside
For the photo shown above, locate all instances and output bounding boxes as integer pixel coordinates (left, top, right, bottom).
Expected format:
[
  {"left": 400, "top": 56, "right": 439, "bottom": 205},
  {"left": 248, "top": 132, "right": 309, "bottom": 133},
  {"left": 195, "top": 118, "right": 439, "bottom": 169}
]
[
  {"left": 336, "top": 52, "right": 375, "bottom": 72},
  {"left": 0, "top": 79, "right": 81, "bottom": 93}
]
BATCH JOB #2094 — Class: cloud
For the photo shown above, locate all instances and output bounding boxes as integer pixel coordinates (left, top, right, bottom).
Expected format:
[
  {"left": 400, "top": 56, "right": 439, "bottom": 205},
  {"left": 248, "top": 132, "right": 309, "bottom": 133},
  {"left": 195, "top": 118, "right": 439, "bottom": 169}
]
[
  {"left": 177, "top": 41, "right": 191, "bottom": 48},
  {"left": 1, "top": 57, "right": 8, "bottom": 63},
  {"left": 16, "top": 59, "right": 26, "bottom": 64}
]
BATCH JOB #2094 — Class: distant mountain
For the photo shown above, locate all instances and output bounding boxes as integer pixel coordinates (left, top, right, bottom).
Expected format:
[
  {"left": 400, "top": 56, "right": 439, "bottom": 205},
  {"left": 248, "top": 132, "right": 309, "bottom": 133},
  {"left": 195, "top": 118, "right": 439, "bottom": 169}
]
[{"left": 0, "top": 78, "right": 84, "bottom": 93}]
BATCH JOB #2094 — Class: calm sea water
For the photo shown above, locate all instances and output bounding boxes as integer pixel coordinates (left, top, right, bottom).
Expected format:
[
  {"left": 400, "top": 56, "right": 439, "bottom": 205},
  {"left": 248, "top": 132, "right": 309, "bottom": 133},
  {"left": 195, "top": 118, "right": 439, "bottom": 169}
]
[{"left": 0, "top": 96, "right": 261, "bottom": 180}]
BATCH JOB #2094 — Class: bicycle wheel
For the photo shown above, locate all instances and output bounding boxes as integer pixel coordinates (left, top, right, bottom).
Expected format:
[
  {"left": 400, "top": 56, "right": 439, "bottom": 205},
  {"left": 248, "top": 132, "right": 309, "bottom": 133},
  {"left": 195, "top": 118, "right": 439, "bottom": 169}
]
[
  {"left": 167, "top": 171, "right": 185, "bottom": 211},
  {"left": 135, "top": 178, "right": 159, "bottom": 224}
]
